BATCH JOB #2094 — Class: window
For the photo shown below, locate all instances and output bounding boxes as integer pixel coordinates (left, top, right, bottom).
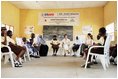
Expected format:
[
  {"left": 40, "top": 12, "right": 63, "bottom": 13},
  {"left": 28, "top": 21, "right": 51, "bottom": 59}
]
[
  {"left": 106, "top": 22, "right": 114, "bottom": 41},
  {"left": 1, "top": 24, "right": 14, "bottom": 33}
]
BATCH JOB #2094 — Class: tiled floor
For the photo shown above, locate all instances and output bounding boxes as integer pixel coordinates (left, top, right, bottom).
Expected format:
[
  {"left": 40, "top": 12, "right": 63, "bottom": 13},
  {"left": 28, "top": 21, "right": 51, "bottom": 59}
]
[{"left": 1, "top": 56, "right": 117, "bottom": 78}]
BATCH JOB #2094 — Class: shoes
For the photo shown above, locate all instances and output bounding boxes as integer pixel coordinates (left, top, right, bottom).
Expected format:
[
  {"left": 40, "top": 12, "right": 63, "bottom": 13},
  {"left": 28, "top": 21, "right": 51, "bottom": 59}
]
[
  {"left": 34, "top": 56, "right": 40, "bottom": 58},
  {"left": 30, "top": 55, "right": 35, "bottom": 57},
  {"left": 64, "top": 53, "right": 66, "bottom": 57},
  {"left": 81, "top": 64, "right": 91, "bottom": 68},
  {"left": 30, "top": 55, "right": 40, "bottom": 58},
  {"left": 112, "top": 62, "right": 117, "bottom": 65},
  {"left": 93, "top": 61, "right": 98, "bottom": 64},
  {"left": 54, "top": 54, "right": 57, "bottom": 56},
  {"left": 110, "top": 59, "right": 114, "bottom": 62},
  {"left": 14, "top": 61, "right": 22, "bottom": 67},
  {"left": 73, "top": 55, "right": 76, "bottom": 57},
  {"left": 52, "top": 54, "right": 57, "bottom": 56}
]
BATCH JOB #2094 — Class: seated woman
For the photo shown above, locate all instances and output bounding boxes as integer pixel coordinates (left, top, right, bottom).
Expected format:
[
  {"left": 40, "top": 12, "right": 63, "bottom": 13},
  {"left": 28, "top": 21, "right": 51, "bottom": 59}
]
[
  {"left": 80, "top": 33, "right": 93, "bottom": 56},
  {"left": 22, "top": 37, "right": 40, "bottom": 58},
  {"left": 81, "top": 27, "right": 107, "bottom": 68},
  {"left": 72, "top": 36, "right": 81, "bottom": 56},
  {"left": 50, "top": 35, "right": 60, "bottom": 56},
  {"left": 7, "top": 30, "right": 26, "bottom": 67},
  {"left": 62, "top": 34, "right": 71, "bottom": 57}
]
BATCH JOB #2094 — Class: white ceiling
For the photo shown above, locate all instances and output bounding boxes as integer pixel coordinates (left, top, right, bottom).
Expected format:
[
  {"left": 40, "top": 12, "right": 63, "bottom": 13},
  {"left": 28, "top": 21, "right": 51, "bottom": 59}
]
[{"left": 10, "top": 1, "right": 108, "bottom": 9}]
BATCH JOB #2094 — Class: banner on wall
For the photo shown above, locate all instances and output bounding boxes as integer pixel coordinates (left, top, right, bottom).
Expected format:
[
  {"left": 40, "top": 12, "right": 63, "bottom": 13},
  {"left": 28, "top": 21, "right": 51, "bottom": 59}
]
[
  {"left": 38, "top": 12, "right": 79, "bottom": 25},
  {"left": 25, "top": 26, "right": 34, "bottom": 34},
  {"left": 82, "top": 25, "right": 92, "bottom": 34}
]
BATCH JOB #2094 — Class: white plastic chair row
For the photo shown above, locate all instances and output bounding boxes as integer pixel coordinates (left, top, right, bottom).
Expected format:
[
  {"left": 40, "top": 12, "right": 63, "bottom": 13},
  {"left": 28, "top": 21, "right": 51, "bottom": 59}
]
[{"left": 85, "top": 35, "right": 111, "bottom": 70}]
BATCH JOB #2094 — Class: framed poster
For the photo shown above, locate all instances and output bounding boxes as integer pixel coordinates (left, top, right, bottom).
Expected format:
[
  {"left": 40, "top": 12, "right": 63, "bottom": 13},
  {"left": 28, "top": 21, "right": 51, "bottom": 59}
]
[
  {"left": 43, "top": 25, "right": 73, "bottom": 41},
  {"left": 25, "top": 26, "right": 34, "bottom": 34},
  {"left": 82, "top": 25, "right": 92, "bottom": 34}
]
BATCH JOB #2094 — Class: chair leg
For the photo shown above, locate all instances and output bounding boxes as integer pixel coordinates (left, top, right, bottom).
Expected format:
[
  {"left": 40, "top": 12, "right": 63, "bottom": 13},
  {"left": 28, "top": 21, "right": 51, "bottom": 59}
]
[
  {"left": 91, "top": 55, "right": 94, "bottom": 62},
  {"left": 9, "top": 53, "right": 15, "bottom": 67},
  {"left": 99, "top": 56, "right": 106, "bottom": 70},
  {"left": 105, "top": 56, "right": 109, "bottom": 68},
  {"left": 27, "top": 51, "right": 31, "bottom": 61},
  {"left": 23, "top": 54, "right": 26, "bottom": 62},
  {"left": 4, "top": 55, "right": 9, "bottom": 64},
  {"left": 85, "top": 54, "right": 90, "bottom": 69},
  {"left": 1, "top": 54, "right": 4, "bottom": 60}
]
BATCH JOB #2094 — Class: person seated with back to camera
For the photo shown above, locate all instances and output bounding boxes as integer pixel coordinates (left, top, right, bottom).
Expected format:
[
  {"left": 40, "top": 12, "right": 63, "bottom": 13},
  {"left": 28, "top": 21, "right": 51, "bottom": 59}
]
[
  {"left": 80, "top": 33, "right": 93, "bottom": 57},
  {"left": 62, "top": 34, "right": 71, "bottom": 57},
  {"left": 81, "top": 27, "right": 107, "bottom": 68},
  {"left": 22, "top": 37, "right": 40, "bottom": 58},
  {"left": 37, "top": 35, "right": 49, "bottom": 56},
  {"left": 72, "top": 36, "right": 81, "bottom": 57},
  {"left": 6, "top": 30, "right": 26, "bottom": 67},
  {"left": 50, "top": 35, "right": 60, "bottom": 56}
]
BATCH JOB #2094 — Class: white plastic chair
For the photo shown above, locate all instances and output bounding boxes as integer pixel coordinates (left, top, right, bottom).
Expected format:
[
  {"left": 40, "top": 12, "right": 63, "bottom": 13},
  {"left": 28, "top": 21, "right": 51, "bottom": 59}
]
[
  {"left": 85, "top": 35, "right": 111, "bottom": 70},
  {"left": 1, "top": 45, "right": 15, "bottom": 67},
  {"left": 23, "top": 45, "right": 31, "bottom": 61}
]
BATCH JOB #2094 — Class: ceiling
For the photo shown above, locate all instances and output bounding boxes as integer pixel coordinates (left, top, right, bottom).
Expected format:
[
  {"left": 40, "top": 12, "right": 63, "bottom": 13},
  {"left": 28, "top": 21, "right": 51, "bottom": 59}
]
[{"left": 10, "top": 1, "right": 108, "bottom": 9}]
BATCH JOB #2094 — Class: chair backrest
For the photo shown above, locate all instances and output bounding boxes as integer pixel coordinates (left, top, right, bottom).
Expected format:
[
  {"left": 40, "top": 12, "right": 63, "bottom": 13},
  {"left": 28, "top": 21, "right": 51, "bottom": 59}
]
[
  {"left": 16, "top": 37, "right": 22, "bottom": 46},
  {"left": 104, "top": 34, "right": 111, "bottom": 55}
]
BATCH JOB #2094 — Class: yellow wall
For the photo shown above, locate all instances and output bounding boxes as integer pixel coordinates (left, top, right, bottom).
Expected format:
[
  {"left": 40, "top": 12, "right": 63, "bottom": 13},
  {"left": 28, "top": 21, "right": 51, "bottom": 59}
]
[
  {"left": 20, "top": 7, "right": 104, "bottom": 41},
  {"left": 2, "top": 1, "right": 117, "bottom": 44},
  {"left": 104, "top": 1, "right": 117, "bottom": 44},
  {"left": 1, "top": 2, "right": 20, "bottom": 39}
]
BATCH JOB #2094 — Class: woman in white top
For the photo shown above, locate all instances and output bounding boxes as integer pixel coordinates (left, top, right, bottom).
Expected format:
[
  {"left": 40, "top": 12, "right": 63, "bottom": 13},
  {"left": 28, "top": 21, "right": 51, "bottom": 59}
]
[
  {"left": 62, "top": 34, "right": 71, "bottom": 56},
  {"left": 50, "top": 35, "right": 60, "bottom": 56},
  {"left": 80, "top": 33, "right": 93, "bottom": 56}
]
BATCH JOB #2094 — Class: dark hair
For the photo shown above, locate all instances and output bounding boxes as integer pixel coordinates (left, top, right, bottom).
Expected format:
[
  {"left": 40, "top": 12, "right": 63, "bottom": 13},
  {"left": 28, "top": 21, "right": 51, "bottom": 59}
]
[
  {"left": 53, "top": 35, "right": 57, "bottom": 40},
  {"left": 22, "top": 37, "right": 27, "bottom": 42},
  {"left": 76, "top": 36, "right": 78, "bottom": 39},
  {"left": 31, "top": 33, "right": 35, "bottom": 38},
  {"left": 1, "top": 27, "right": 7, "bottom": 31},
  {"left": 87, "top": 33, "right": 93, "bottom": 39},
  {"left": 7, "top": 30, "right": 12, "bottom": 37},
  {"left": 97, "top": 35, "right": 100, "bottom": 40},
  {"left": 88, "top": 33, "right": 91, "bottom": 36},
  {"left": 53, "top": 35, "right": 57, "bottom": 38},
  {"left": 64, "top": 34, "right": 67, "bottom": 37},
  {"left": 99, "top": 27, "right": 106, "bottom": 36}
]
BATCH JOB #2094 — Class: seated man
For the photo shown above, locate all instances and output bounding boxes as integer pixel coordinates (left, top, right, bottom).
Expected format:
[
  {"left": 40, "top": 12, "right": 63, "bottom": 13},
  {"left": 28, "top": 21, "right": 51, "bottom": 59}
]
[
  {"left": 37, "top": 35, "right": 49, "bottom": 56},
  {"left": 72, "top": 36, "right": 81, "bottom": 56},
  {"left": 50, "top": 35, "right": 60, "bottom": 56}
]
